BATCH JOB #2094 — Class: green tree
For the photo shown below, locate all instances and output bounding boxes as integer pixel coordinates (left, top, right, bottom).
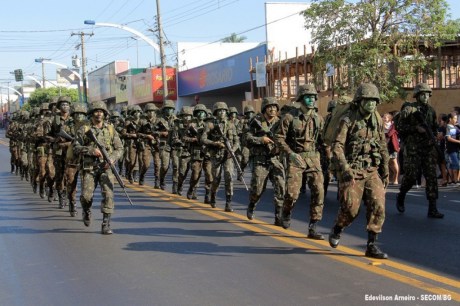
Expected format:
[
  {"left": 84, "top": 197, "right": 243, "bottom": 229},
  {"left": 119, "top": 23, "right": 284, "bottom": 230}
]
[
  {"left": 222, "top": 33, "right": 247, "bottom": 43},
  {"left": 302, "top": 0, "right": 460, "bottom": 102},
  {"left": 28, "top": 87, "right": 80, "bottom": 108}
]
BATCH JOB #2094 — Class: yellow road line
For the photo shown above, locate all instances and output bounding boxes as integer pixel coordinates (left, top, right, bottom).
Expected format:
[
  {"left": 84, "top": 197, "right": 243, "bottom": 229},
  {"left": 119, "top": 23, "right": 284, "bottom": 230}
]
[{"left": 127, "top": 182, "right": 460, "bottom": 300}]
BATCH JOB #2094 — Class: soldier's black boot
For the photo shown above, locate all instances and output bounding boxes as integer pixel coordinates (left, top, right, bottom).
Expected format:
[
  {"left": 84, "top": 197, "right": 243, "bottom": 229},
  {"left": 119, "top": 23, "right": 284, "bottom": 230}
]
[
  {"left": 82, "top": 209, "right": 91, "bottom": 227},
  {"left": 172, "top": 182, "right": 178, "bottom": 194},
  {"left": 32, "top": 182, "right": 38, "bottom": 194},
  {"left": 396, "top": 192, "right": 405, "bottom": 213},
  {"left": 328, "top": 225, "right": 343, "bottom": 248},
  {"left": 48, "top": 188, "right": 55, "bottom": 203},
  {"left": 15, "top": 164, "right": 19, "bottom": 175},
  {"left": 101, "top": 213, "right": 113, "bottom": 235},
  {"left": 133, "top": 170, "right": 139, "bottom": 182},
  {"left": 11, "top": 164, "right": 15, "bottom": 173},
  {"left": 210, "top": 192, "right": 216, "bottom": 208},
  {"left": 365, "top": 232, "right": 388, "bottom": 259},
  {"left": 186, "top": 187, "right": 193, "bottom": 200},
  {"left": 191, "top": 188, "right": 197, "bottom": 200},
  {"left": 225, "top": 195, "right": 233, "bottom": 212},
  {"left": 69, "top": 201, "right": 77, "bottom": 217},
  {"left": 204, "top": 189, "right": 211, "bottom": 204},
  {"left": 154, "top": 179, "right": 160, "bottom": 189},
  {"left": 39, "top": 184, "right": 45, "bottom": 199},
  {"left": 127, "top": 173, "right": 134, "bottom": 184},
  {"left": 246, "top": 202, "right": 255, "bottom": 220},
  {"left": 281, "top": 210, "right": 292, "bottom": 229},
  {"left": 307, "top": 220, "right": 325, "bottom": 240},
  {"left": 177, "top": 182, "right": 183, "bottom": 196},
  {"left": 57, "top": 191, "right": 65, "bottom": 209},
  {"left": 139, "top": 175, "right": 145, "bottom": 186},
  {"left": 274, "top": 207, "right": 282, "bottom": 226},
  {"left": 160, "top": 179, "right": 166, "bottom": 190},
  {"left": 427, "top": 200, "right": 444, "bottom": 218}
]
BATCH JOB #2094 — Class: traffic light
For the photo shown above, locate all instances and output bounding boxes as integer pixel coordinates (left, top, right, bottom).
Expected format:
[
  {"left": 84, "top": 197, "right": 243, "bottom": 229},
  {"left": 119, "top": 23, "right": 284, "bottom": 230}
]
[{"left": 14, "top": 69, "right": 23, "bottom": 82}]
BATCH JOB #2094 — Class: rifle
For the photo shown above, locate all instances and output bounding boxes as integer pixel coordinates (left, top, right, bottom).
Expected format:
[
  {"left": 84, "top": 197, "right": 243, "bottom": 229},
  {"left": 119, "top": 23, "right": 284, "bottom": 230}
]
[
  {"left": 86, "top": 129, "right": 134, "bottom": 206},
  {"left": 250, "top": 117, "right": 274, "bottom": 138},
  {"left": 56, "top": 129, "right": 74, "bottom": 142},
  {"left": 413, "top": 110, "right": 445, "bottom": 164},
  {"left": 215, "top": 123, "right": 249, "bottom": 190}
]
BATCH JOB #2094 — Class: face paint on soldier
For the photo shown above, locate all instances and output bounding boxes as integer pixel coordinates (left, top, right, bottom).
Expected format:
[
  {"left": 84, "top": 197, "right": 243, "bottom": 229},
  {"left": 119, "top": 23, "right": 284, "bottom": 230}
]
[
  {"left": 146, "top": 110, "right": 156, "bottom": 120},
  {"left": 245, "top": 112, "right": 255, "bottom": 120},
  {"left": 133, "top": 111, "right": 141, "bottom": 119},
  {"left": 302, "top": 95, "right": 316, "bottom": 109},
  {"left": 74, "top": 113, "right": 86, "bottom": 122},
  {"left": 92, "top": 110, "right": 105, "bottom": 124},
  {"left": 418, "top": 92, "right": 430, "bottom": 104},
  {"left": 195, "top": 110, "right": 206, "bottom": 120},
  {"left": 216, "top": 109, "right": 227, "bottom": 121},
  {"left": 164, "top": 108, "right": 174, "bottom": 117},
  {"left": 264, "top": 105, "right": 278, "bottom": 119},
  {"left": 60, "top": 102, "right": 70, "bottom": 114},
  {"left": 183, "top": 115, "right": 192, "bottom": 122},
  {"left": 229, "top": 113, "right": 237, "bottom": 120},
  {"left": 359, "top": 98, "right": 377, "bottom": 116}
]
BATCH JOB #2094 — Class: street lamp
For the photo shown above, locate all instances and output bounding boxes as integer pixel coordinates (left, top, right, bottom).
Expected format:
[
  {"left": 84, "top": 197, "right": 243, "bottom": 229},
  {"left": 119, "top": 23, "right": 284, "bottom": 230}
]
[
  {"left": 35, "top": 57, "right": 51, "bottom": 88},
  {"left": 84, "top": 19, "right": 168, "bottom": 102}
]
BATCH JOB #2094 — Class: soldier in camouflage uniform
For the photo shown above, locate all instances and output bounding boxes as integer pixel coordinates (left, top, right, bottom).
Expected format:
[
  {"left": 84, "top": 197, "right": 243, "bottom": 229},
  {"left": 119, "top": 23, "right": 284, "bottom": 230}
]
[
  {"left": 73, "top": 101, "right": 123, "bottom": 235},
  {"left": 170, "top": 108, "right": 187, "bottom": 194},
  {"left": 45, "top": 98, "right": 58, "bottom": 202},
  {"left": 320, "top": 100, "right": 337, "bottom": 196},
  {"left": 396, "top": 83, "right": 444, "bottom": 218},
  {"left": 246, "top": 97, "right": 285, "bottom": 225},
  {"left": 328, "top": 83, "right": 389, "bottom": 259},
  {"left": 110, "top": 110, "right": 125, "bottom": 173},
  {"left": 64, "top": 103, "right": 89, "bottom": 217},
  {"left": 228, "top": 106, "right": 242, "bottom": 169},
  {"left": 201, "top": 102, "right": 239, "bottom": 212},
  {"left": 50, "top": 96, "right": 73, "bottom": 209},
  {"left": 137, "top": 103, "right": 160, "bottom": 186},
  {"left": 122, "top": 105, "right": 143, "bottom": 184},
  {"left": 33, "top": 103, "right": 52, "bottom": 199},
  {"left": 239, "top": 105, "right": 255, "bottom": 171},
  {"left": 184, "top": 104, "right": 208, "bottom": 200},
  {"left": 28, "top": 107, "right": 40, "bottom": 190},
  {"left": 6, "top": 112, "right": 19, "bottom": 174},
  {"left": 157, "top": 100, "right": 176, "bottom": 190},
  {"left": 175, "top": 106, "right": 194, "bottom": 196},
  {"left": 18, "top": 111, "right": 30, "bottom": 181},
  {"left": 202, "top": 108, "right": 215, "bottom": 203},
  {"left": 275, "top": 84, "right": 325, "bottom": 240}
]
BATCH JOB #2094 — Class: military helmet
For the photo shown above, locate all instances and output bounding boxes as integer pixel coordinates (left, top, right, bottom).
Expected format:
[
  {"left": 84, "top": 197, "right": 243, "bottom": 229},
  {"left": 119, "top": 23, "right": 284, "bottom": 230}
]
[
  {"left": 413, "top": 83, "right": 432, "bottom": 98},
  {"left": 243, "top": 105, "right": 255, "bottom": 114},
  {"left": 162, "top": 100, "right": 175, "bottom": 110},
  {"left": 48, "top": 97, "right": 59, "bottom": 109},
  {"left": 353, "top": 83, "right": 380, "bottom": 103},
  {"left": 130, "top": 105, "right": 142, "bottom": 115},
  {"left": 212, "top": 101, "right": 228, "bottom": 115},
  {"left": 71, "top": 103, "right": 88, "bottom": 115},
  {"left": 40, "top": 103, "right": 50, "bottom": 113},
  {"left": 206, "top": 108, "right": 213, "bottom": 118},
  {"left": 88, "top": 101, "right": 109, "bottom": 116},
  {"left": 144, "top": 103, "right": 158, "bottom": 112},
  {"left": 111, "top": 110, "right": 121, "bottom": 118},
  {"left": 121, "top": 105, "right": 128, "bottom": 113},
  {"left": 180, "top": 106, "right": 193, "bottom": 116},
  {"left": 296, "top": 84, "right": 318, "bottom": 102},
  {"left": 261, "top": 97, "right": 280, "bottom": 112},
  {"left": 327, "top": 100, "right": 337, "bottom": 112},
  {"left": 193, "top": 104, "right": 207, "bottom": 115},
  {"left": 57, "top": 96, "right": 71, "bottom": 108},
  {"left": 21, "top": 110, "right": 30, "bottom": 120},
  {"left": 228, "top": 106, "right": 238, "bottom": 114},
  {"left": 32, "top": 107, "right": 40, "bottom": 117}
]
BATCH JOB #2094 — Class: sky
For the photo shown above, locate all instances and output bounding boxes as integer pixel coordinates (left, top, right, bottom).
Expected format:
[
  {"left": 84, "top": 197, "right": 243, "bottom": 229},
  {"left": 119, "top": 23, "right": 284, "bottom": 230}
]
[{"left": 1, "top": 0, "right": 460, "bottom": 96}]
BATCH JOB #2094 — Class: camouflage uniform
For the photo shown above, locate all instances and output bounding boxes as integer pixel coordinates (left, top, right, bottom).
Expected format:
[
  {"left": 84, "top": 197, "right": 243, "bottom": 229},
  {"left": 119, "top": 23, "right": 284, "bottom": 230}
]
[
  {"left": 122, "top": 105, "right": 143, "bottom": 183},
  {"left": 18, "top": 111, "right": 30, "bottom": 181},
  {"left": 28, "top": 107, "right": 40, "bottom": 191},
  {"left": 5, "top": 113, "right": 19, "bottom": 174},
  {"left": 275, "top": 84, "right": 325, "bottom": 239},
  {"left": 396, "top": 83, "right": 444, "bottom": 218},
  {"left": 201, "top": 102, "right": 239, "bottom": 212},
  {"left": 110, "top": 110, "right": 125, "bottom": 174},
  {"left": 51, "top": 96, "right": 73, "bottom": 209},
  {"left": 175, "top": 107, "right": 194, "bottom": 195},
  {"left": 33, "top": 103, "right": 52, "bottom": 199},
  {"left": 246, "top": 98, "right": 285, "bottom": 225},
  {"left": 73, "top": 101, "right": 123, "bottom": 235},
  {"left": 329, "top": 83, "right": 389, "bottom": 259},
  {"left": 45, "top": 98, "right": 59, "bottom": 202},
  {"left": 157, "top": 100, "right": 176, "bottom": 190},
  {"left": 320, "top": 100, "right": 337, "bottom": 196},
  {"left": 137, "top": 103, "right": 160, "bottom": 186},
  {"left": 65, "top": 103, "right": 89, "bottom": 217},
  {"left": 202, "top": 108, "right": 215, "bottom": 203},
  {"left": 184, "top": 104, "right": 208, "bottom": 200},
  {"left": 239, "top": 105, "right": 255, "bottom": 171}
]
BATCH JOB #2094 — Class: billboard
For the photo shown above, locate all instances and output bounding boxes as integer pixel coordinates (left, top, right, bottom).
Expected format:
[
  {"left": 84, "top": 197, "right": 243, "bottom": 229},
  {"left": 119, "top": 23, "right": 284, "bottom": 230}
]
[
  {"left": 129, "top": 67, "right": 177, "bottom": 104},
  {"left": 88, "top": 61, "right": 129, "bottom": 102}
]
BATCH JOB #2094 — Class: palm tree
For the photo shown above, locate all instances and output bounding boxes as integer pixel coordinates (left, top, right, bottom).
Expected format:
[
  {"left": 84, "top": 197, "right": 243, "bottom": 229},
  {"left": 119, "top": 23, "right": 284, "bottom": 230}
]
[{"left": 221, "top": 33, "right": 247, "bottom": 43}]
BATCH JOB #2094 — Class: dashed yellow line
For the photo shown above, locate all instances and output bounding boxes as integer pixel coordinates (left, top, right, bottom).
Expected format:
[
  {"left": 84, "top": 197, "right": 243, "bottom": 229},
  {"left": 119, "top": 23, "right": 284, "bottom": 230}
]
[{"left": 126, "top": 181, "right": 460, "bottom": 301}]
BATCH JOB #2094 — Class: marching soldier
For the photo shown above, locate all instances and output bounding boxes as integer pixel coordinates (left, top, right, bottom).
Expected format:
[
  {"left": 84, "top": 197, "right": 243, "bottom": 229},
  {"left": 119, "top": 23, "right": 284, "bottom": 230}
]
[
  {"left": 137, "top": 103, "right": 160, "bottom": 186},
  {"left": 33, "top": 103, "right": 52, "bottom": 199},
  {"left": 328, "top": 83, "right": 389, "bottom": 259},
  {"left": 45, "top": 98, "right": 58, "bottom": 202},
  {"left": 246, "top": 97, "right": 285, "bottom": 225},
  {"left": 239, "top": 105, "right": 255, "bottom": 171},
  {"left": 73, "top": 101, "right": 123, "bottom": 235},
  {"left": 201, "top": 102, "right": 239, "bottom": 212},
  {"left": 202, "top": 108, "right": 215, "bottom": 203},
  {"left": 122, "top": 105, "right": 143, "bottom": 184},
  {"left": 396, "top": 83, "right": 444, "bottom": 218},
  {"left": 175, "top": 106, "right": 194, "bottom": 196},
  {"left": 275, "top": 84, "right": 325, "bottom": 240},
  {"left": 110, "top": 110, "right": 125, "bottom": 173},
  {"left": 157, "top": 100, "right": 176, "bottom": 190},
  {"left": 6, "top": 112, "right": 19, "bottom": 174}
]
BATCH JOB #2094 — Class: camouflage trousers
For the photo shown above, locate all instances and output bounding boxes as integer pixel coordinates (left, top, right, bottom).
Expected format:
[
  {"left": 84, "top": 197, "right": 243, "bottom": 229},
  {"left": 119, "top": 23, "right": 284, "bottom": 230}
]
[
  {"left": 249, "top": 155, "right": 285, "bottom": 212},
  {"left": 400, "top": 147, "right": 438, "bottom": 201},
  {"left": 336, "top": 170, "right": 385, "bottom": 233},
  {"left": 178, "top": 154, "right": 191, "bottom": 191},
  {"left": 240, "top": 146, "right": 250, "bottom": 171},
  {"left": 65, "top": 165, "right": 79, "bottom": 204},
  {"left": 126, "top": 144, "right": 139, "bottom": 179},
  {"left": 46, "top": 153, "right": 56, "bottom": 182},
  {"left": 36, "top": 155, "right": 48, "bottom": 187},
  {"left": 9, "top": 144, "right": 19, "bottom": 167},
  {"left": 284, "top": 155, "right": 324, "bottom": 221},
  {"left": 202, "top": 157, "right": 213, "bottom": 193},
  {"left": 80, "top": 168, "right": 115, "bottom": 214},
  {"left": 210, "top": 155, "right": 234, "bottom": 197},
  {"left": 138, "top": 146, "right": 160, "bottom": 181},
  {"left": 54, "top": 155, "right": 67, "bottom": 191},
  {"left": 20, "top": 148, "right": 28, "bottom": 168},
  {"left": 188, "top": 159, "right": 204, "bottom": 193},
  {"left": 171, "top": 149, "right": 181, "bottom": 184},
  {"left": 159, "top": 147, "right": 171, "bottom": 185}
]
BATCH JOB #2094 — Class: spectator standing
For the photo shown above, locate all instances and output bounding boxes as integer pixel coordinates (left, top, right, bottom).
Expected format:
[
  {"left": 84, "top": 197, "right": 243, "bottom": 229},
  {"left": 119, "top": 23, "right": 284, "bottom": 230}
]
[{"left": 383, "top": 113, "right": 400, "bottom": 185}]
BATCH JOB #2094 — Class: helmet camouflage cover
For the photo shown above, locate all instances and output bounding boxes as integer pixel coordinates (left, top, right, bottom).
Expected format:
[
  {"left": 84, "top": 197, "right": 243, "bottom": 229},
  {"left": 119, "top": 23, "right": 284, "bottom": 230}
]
[
  {"left": 353, "top": 83, "right": 380, "bottom": 103},
  {"left": 57, "top": 96, "right": 71, "bottom": 108},
  {"left": 261, "top": 97, "right": 279, "bottom": 112},
  {"left": 193, "top": 104, "right": 207, "bottom": 115},
  {"left": 130, "top": 105, "right": 142, "bottom": 115},
  {"left": 88, "top": 101, "right": 109, "bottom": 115},
  {"left": 162, "top": 100, "right": 175, "bottom": 110},
  {"left": 413, "top": 83, "right": 432, "bottom": 98},
  {"left": 228, "top": 106, "right": 238, "bottom": 114},
  {"left": 144, "top": 103, "right": 158, "bottom": 112},
  {"left": 180, "top": 106, "right": 193, "bottom": 116},
  {"left": 296, "top": 84, "right": 318, "bottom": 102},
  {"left": 243, "top": 105, "right": 255, "bottom": 114},
  {"left": 71, "top": 103, "right": 88, "bottom": 115},
  {"left": 111, "top": 110, "right": 121, "bottom": 117}
]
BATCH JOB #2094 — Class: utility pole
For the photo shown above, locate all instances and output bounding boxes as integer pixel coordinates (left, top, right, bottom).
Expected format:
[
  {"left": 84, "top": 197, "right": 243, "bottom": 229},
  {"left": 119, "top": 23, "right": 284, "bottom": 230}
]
[
  {"left": 156, "top": 0, "right": 168, "bottom": 103},
  {"left": 71, "top": 32, "right": 93, "bottom": 104}
]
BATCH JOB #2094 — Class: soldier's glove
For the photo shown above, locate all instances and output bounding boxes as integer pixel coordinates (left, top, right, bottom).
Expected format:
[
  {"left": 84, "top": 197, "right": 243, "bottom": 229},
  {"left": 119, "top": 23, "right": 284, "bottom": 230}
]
[
  {"left": 214, "top": 142, "right": 225, "bottom": 149},
  {"left": 289, "top": 152, "right": 306, "bottom": 168},
  {"left": 342, "top": 168, "right": 354, "bottom": 183}
]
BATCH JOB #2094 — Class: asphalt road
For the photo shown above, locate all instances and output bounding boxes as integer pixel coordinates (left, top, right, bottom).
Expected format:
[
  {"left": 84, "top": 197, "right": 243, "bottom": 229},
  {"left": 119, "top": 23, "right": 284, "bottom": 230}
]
[{"left": 0, "top": 129, "right": 459, "bottom": 306}]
